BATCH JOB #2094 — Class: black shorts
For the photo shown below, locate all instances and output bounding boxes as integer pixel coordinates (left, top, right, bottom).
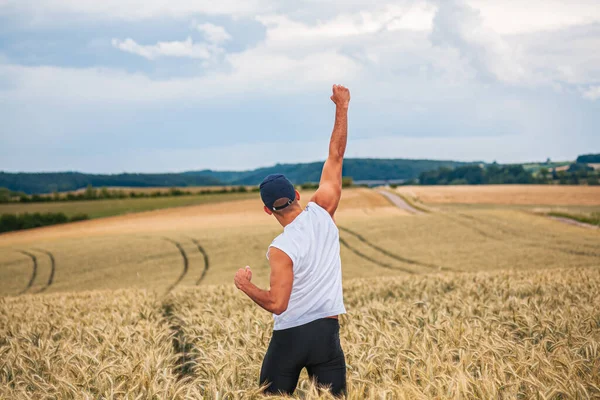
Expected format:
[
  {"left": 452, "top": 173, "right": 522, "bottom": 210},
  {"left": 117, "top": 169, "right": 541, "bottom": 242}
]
[{"left": 259, "top": 317, "right": 347, "bottom": 397}]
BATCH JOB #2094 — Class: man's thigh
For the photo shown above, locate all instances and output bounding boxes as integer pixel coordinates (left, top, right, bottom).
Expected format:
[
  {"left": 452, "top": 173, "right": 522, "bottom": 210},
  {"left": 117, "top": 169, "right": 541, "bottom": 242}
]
[
  {"left": 259, "top": 336, "right": 303, "bottom": 395},
  {"left": 306, "top": 352, "right": 347, "bottom": 397}
]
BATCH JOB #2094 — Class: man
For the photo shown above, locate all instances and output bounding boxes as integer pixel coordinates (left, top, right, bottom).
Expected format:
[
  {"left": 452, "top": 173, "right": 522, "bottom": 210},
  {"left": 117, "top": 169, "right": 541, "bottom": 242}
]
[{"left": 233, "top": 84, "right": 351, "bottom": 396}]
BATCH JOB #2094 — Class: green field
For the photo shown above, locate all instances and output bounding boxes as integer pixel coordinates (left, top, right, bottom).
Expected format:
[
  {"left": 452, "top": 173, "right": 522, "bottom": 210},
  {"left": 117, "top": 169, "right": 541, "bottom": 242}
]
[
  {"left": 0, "top": 192, "right": 256, "bottom": 219},
  {"left": 522, "top": 161, "right": 571, "bottom": 172}
]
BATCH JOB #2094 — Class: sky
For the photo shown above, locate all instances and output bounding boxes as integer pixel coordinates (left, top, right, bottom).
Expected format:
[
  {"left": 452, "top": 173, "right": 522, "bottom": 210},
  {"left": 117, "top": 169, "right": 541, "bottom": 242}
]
[{"left": 0, "top": 0, "right": 599, "bottom": 173}]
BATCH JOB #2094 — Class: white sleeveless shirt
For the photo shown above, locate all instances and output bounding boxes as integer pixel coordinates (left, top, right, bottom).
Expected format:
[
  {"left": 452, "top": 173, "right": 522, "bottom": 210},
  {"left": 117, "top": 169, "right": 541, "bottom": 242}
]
[{"left": 266, "top": 201, "right": 346, "bottom": 330}]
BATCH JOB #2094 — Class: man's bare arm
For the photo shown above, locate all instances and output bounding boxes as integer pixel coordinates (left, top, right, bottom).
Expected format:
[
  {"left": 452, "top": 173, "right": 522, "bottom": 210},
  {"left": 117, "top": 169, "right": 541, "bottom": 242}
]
[
  {"left": 234, "top": 248, "right": 293, "bottom": 315},
  {"left": 310, "top": 84, "right": 351, "bottom": 217}
]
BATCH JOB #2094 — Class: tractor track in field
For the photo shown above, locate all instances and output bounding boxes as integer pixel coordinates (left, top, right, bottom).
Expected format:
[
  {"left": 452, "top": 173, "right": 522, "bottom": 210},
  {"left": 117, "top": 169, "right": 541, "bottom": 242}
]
[
  {"left": 339, "top": 236, "right": 416, "bottom": 274},
  {"left": 486, "top": 212, "right": 600, "bottom": 251},
  {"left": 455, "top": 213, "right": 600, "bottom": 258},
  {"left": 188, "top": 238, "right": 210, "bottom": 285},
  {"left": 162, "top": 238, "right": 189, "bottom": 294},
  {"left": 31, "top": 248, "right": 56, "bottom": 294},
  {"left": 440, "top": 213, "right": 503, "bottom": 241},
  {"left": 17, "top": 250, "right": 37, "bottom": 295},
  {"left": 338, "top": 226, "right": 452, "bottom": 272},
  {"left": 161, "top": 300, "right": 198, "bottom": 381}
]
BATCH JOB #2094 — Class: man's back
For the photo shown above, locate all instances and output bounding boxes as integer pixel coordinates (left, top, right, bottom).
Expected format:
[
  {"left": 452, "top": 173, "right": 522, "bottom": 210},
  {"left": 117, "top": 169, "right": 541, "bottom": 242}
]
[{"left": 268, "top": 201, "right": 346, "bottom": 330}]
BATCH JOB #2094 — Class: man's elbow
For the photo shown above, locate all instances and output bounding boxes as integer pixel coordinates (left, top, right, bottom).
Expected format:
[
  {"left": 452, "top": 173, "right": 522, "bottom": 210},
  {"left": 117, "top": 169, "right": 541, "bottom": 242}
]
[
  {"left": 272, "top": 301, "right": 289, "bottom": 315},
  {"left": 328, "top": 151, "right": 344, "bottom": 162}
]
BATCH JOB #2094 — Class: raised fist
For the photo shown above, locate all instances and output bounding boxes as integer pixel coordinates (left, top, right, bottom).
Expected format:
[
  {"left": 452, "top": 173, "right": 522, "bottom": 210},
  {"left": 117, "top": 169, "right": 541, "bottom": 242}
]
[
  {"left": 330, "top": 84, "right": 350, "bottom": 108},
  {"left": 234, "top": 266, "right": 252, "bottom": 289}
]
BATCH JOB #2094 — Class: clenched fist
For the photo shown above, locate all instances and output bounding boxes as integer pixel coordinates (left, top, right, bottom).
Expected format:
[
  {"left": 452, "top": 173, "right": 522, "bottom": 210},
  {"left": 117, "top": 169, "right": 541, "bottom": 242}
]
[
  {"left": 330, "top": 84, "right": 350, "bottom": 108},
  {"left": 234, "top": 266, "right": 252, "bottom": 290}
]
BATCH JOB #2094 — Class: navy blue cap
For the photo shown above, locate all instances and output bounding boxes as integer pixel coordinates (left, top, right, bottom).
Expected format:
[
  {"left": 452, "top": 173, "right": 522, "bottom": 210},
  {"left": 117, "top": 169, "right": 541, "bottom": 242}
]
[{"left": 259, "top": 174, "right": 296, "bottom": 211}]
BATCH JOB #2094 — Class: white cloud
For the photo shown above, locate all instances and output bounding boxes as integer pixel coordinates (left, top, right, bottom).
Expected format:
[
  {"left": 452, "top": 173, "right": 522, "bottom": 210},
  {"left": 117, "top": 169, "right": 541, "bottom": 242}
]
[
  {"left": 467, "top": 0, "right": 600, "bottom": 35},
  {"left": 257, "top": 3, "right": 434, "bottom": 51},
  {"left": 430, "top": 0, "right": 526, "bottom": 84},
  {"left": 2, "top": 0, "right": 600, "bottom": 175},
  {"left": 194, "top": 22, "right": 232, "bottom": 44},
  {"left": 0, "top": 47, "right": 361, "bottom": 105},
  {"left": 111, "top": 37, "right": 217, "bottom": 60},
  {"left": 582, "top": 86, "right": 600, "bottom": 101}
]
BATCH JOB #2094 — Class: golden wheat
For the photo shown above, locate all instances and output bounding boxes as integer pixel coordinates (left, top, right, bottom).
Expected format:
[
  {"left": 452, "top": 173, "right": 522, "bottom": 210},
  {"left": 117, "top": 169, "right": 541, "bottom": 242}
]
[
  {"left": 395, "top": 185, "right": 600, "bottom": 206},
  {"left": 1, "top": 267, "right": 599, "bottom": 399}
]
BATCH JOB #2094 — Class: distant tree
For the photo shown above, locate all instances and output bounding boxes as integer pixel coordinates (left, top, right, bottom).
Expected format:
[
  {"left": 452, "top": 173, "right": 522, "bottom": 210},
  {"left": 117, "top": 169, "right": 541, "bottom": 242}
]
[
  {"left": 100, "top": 187, "right": 110, "bottom": 199},
  {"left": 418, "top": 164, "right": 534, "bottom": 185},
  {"left": 539, "top": 167, "right": 549, "bottom": 182},
  {"left": 169, "top": 187, "right": 184, "bottom": 196},
  {"left": 0, "top": 187, "right": 12, "bottom": 203},
  {"left": 301, "top": 182, "right": 319, "bottom": 190},
  {"left": 84, "top": 184, "right": 97, "bottom": 200},
  {"left": 0, "top": 214, "right": 19, "bottom": 232},
  {"left": 557, "top": 171, "right": 568, "bottom": 184},
  {"left": 576, "top": 154, "right": 600, "bottom": 163},
  {"left": 70, "top": 213, "right": 89, "bottom": 222},
  {"left": 567, "top": 163, "right": 593, "bottom": 173}
]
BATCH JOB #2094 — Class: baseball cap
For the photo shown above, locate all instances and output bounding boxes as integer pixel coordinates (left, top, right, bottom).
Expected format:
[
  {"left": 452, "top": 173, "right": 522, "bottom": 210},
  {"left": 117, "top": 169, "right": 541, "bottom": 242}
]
[{"left": 259, "top": 174, "right": 296, "bottom": 211}]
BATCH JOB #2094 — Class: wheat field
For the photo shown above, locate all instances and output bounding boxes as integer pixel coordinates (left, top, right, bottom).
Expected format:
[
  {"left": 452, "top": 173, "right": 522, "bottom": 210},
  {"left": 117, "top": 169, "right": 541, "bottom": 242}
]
[
  {"left": 1, "top": 267, "right": 599, "bottom": 399},
  {"left": 1, "top": 186, "right": 599, "bottom": 398},
  {"left": 395, "top": 185, "right": 600, "bottom": 206}
]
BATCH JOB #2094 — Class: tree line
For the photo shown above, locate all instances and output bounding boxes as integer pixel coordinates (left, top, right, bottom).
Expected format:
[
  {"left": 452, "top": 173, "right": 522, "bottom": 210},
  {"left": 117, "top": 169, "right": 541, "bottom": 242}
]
[
  {"left": 0, "top": 212, "right": 89, "bottom": 233},
  {"left": 415, "top": 163, "right": 599, "bottom": 185},
  {"left": 0, "top": 185, "right": 259, "bottom": 204},
  {"left": 1, "top": 159, "right": 471, "bottom": 194}
]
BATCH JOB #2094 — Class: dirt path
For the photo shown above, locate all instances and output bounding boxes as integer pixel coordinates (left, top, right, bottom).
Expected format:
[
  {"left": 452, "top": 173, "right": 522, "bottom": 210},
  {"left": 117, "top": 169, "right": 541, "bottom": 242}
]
[{"left": 377, "top": 190, "right": 423, "bottom": 214}]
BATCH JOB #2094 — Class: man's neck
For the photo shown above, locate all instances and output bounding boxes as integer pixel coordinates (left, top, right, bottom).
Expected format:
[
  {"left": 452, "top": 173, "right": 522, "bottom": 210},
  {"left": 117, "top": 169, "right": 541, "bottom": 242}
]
[{"left": 275, "top": 205, "right": 303, "bottom": 228}]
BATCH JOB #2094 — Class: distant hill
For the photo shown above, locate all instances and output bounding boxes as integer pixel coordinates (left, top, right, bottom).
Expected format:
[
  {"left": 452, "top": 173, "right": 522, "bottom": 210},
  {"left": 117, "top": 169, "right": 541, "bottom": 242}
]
[
  {"left": 187, "top": 158, "right": 475, "bottom": 185},
  {"left": 0, "top": 172, "right": 221, "bottom": 195},
  {"left": 1, "top": 158, "right": 472, "bottom": 194}
]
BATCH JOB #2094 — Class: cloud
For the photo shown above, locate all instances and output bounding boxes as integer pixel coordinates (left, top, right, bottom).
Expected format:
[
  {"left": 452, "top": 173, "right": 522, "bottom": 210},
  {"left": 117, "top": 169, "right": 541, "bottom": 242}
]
[
  {"left": 582, "top": 86, "right": 600, "bottom": 101},
  {"left": 111, "top": 37, "right": 218, "bottom": 60},
  {"left": 0, "top": 47, "right": 361, "bottom": 105},
  {"left": 193, "top": 22, "right": 232, "bottom": 44},
  {"left": 257, "top": 3, "right": 434, "bottom": 51},
  {"left": 430, "top": 0, "right": 525, "bottom": 84},
  {"left": 467, "top": 0, "right": 600, "bottom": 34},
  {"left": 2, "top": 0, "right": 600, "bottom": 174}
]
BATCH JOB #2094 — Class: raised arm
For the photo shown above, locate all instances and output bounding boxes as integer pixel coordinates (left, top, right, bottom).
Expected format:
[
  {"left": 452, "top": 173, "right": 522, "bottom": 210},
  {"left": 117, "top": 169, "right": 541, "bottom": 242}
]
[{"left": 310, "top": 84, "right": 351, "bottom": 217}]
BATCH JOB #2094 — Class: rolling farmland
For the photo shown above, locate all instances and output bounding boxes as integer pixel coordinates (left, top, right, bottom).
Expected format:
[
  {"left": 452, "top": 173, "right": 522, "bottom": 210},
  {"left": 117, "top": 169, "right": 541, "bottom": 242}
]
[{"left": 1, "top": 185, "right": 599, "bottom": 398}]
